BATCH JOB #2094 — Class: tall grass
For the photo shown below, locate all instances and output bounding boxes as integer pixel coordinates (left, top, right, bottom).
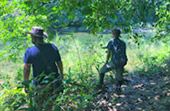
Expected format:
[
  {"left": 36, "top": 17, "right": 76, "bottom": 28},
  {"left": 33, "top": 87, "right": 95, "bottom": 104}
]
[{"left": 0, "top": 32, "right": 169, "bottom": 110}]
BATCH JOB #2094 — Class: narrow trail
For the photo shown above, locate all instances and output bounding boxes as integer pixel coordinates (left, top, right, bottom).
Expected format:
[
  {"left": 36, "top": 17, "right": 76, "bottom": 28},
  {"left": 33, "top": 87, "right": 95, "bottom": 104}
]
[{"left": 87, "top": 72, "right": 170, "bottom": 111}]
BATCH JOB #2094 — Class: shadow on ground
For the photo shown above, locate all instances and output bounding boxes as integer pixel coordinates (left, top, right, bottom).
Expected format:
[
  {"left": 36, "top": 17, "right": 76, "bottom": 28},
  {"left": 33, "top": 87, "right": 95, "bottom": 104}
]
[{"left": 86, "top": 63, "right": 170, "bottom": 111}]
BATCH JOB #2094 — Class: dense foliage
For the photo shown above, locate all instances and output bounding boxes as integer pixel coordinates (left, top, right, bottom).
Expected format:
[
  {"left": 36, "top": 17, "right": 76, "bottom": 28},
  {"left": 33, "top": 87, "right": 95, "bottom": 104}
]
[
  {"left": 0, "top": 0, "right": 170, "bottom": 61},
  {"left": 0, "top": 0, "right": 170, "bottom": 110}
]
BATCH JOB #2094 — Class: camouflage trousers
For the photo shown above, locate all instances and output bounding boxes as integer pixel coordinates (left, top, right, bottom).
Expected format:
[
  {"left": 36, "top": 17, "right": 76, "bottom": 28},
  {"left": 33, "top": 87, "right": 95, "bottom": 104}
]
[{"left": 100, "top": 61, "right": 124, "bottom": 85}]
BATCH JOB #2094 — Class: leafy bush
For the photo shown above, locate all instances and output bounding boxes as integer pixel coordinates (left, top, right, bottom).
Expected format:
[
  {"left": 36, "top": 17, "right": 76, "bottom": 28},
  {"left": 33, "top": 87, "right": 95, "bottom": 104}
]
[{"left": 0, "top": 88, "right": 26, "bottom": 111}]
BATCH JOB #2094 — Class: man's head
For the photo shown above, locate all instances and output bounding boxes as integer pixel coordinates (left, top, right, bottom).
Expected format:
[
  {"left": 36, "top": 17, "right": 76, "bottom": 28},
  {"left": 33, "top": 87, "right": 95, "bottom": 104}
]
[
  {"left": 26, "top": 26, "right": 48, "bottom": 44},
  {"left": 111, "top": 29, "right": 121, "bottom": 38}
]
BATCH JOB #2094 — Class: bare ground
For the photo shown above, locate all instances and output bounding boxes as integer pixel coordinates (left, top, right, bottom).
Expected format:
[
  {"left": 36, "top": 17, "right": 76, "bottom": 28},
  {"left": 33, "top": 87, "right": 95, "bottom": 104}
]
[{"left": 86, "top": 72, "right": 170, "bottom": 111}]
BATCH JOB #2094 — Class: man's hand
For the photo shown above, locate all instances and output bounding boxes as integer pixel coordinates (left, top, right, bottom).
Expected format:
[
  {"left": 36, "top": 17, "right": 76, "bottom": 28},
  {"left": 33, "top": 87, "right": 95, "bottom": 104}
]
[
  {"left": 24, "top": 87, "right": 28, "bottom": 93},
  {"left": 22, "top": 80, "right": 30, "bottom": 93}
]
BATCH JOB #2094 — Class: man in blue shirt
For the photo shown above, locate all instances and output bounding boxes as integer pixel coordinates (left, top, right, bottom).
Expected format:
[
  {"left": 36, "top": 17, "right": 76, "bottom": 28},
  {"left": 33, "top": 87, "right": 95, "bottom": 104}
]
[
  {"left": 99, "top": 29, "right": 127, "bottom": 94},
  {"left": 23, "top": 26, "right": 63, "bottom": 110}
]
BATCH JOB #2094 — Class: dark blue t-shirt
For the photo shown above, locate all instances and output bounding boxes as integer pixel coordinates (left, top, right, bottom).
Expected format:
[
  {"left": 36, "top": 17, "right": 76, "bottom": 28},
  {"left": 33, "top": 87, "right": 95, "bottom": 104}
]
[{"left": 24, "top": 43, "right": 61, "bottom": 85}]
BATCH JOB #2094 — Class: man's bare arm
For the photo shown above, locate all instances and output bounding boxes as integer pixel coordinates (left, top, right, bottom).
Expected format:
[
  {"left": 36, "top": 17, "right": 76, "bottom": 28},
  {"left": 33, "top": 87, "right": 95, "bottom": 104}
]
[
  {"left": 24, "top": 64, "right": 31, "bottom": 81},
  {"left": 57, "top": 61, "right": 63, "bottom": 78},
  {"left": 23, "top": 64, "right": 31, "bottom": 93},
  {"left": 106, "top": 50, "right": 111, "bottom": 63}
]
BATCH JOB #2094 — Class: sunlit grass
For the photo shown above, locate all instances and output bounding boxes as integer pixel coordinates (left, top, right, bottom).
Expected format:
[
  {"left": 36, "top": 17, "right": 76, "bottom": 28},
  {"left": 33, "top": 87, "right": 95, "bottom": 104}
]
[
  {"left": 0, "top": 32, "right": 169, "bottom": 86},
  {"left": 0, "top": 61, "right": 22, "bottom": 88},
  {"left": 1, "top": 32, "right": 170, "bottom": 110}
]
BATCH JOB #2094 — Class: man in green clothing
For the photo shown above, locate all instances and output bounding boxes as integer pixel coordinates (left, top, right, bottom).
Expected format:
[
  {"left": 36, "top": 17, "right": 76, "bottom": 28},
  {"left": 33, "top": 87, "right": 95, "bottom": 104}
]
[{"left": 99, "top": 29, "right": 128, "bottom": 94}]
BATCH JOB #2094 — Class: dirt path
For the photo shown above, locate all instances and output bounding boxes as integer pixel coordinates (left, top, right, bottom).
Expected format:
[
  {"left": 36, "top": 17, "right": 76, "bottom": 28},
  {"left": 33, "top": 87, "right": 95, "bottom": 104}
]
[{"left": 87, "top": 72, "right": 170, "bottom": 111}]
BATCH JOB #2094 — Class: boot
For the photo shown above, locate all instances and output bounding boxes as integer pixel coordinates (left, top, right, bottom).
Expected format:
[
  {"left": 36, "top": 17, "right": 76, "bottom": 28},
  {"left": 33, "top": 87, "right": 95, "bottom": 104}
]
[
  {"left": 100, "top": 73, "right": 105, "bottom": 84},
  {"left": 116, "top": 81, "right": 122, "bottom": 94},
  {"left": 97, "top": 73, "right": 105, "bottom": 88}
]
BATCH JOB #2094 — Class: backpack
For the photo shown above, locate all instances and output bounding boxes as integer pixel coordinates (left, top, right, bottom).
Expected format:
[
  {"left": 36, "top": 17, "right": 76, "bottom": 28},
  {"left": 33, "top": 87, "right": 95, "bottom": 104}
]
[{"left": 112, "top": 38, "right": 128, "bottom": 67}]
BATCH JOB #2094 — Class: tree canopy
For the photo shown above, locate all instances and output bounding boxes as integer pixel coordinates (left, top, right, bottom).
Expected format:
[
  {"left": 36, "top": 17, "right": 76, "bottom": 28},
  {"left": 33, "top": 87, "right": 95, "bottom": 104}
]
[{"left": 0, "top": 0, "right": 170, "bottom": 61}]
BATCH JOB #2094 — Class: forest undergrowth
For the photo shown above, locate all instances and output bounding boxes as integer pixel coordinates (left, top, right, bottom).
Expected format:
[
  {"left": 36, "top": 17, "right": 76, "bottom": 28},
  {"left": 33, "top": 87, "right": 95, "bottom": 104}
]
[{"left": 0, "top": 32, "right": 170, "bottom": 111}]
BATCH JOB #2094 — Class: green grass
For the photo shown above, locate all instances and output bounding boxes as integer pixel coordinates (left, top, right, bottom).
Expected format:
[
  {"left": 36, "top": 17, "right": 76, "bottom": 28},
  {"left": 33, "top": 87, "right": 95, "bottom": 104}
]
[
  {"left": 0, "top": 32, "right": 169, "bottom": 110},
  {"left": 0, "top": 32, "right": 169, "bottom": 85}
]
